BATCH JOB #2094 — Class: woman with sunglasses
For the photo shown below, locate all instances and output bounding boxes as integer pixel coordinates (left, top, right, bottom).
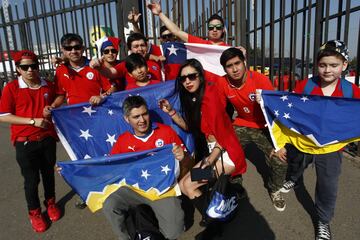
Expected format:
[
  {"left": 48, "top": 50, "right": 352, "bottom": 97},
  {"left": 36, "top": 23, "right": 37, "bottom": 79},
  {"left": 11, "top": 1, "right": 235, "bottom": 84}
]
[
  {"left": 159, "top": 59, "right": 247, "bottom": 222},
  {"left": 0, "top": 50, "right": 61, "bottom": 233},
  {"left": 148, "top": 2, "right": 228, "bottom": 46}
]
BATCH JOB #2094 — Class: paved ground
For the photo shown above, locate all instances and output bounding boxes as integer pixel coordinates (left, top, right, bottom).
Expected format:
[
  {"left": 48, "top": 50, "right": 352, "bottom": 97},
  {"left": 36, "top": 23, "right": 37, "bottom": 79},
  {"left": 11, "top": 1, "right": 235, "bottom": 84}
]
[{"left": 0, "top": 122, "right": 359, "bottom": 240}]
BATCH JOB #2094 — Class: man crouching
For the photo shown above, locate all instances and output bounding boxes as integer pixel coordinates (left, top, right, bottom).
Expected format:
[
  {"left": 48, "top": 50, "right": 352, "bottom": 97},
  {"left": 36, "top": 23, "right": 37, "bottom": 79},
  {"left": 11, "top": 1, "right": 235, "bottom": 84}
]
[{"left": 103, "top": 95, "right": 186, "bottom": 239}]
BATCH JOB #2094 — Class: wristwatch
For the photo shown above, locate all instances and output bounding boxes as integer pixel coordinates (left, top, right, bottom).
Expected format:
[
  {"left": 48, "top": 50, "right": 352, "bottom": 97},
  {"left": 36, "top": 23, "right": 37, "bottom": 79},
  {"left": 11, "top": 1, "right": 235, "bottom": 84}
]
[{"left": 29, "top": 119, "right": 35, "bottom": 126}]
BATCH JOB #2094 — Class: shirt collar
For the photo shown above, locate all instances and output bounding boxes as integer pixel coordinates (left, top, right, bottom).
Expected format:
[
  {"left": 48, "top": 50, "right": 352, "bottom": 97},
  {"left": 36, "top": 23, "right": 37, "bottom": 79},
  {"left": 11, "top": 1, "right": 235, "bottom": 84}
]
[
  {"left": 18, "top": 76, "right": 47, "bottom": 89},
  {"left": 129, "top": 122, "right": 158, "bottom": 138}
]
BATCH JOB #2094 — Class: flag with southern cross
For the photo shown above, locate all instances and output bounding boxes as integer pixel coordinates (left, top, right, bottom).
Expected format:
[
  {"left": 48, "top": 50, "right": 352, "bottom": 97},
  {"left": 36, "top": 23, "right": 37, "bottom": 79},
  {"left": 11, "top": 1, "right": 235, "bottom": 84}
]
[
  {"left": 52, "top": 80, "right": 194, "bottom": 160},
  {"left": 258, "top": 90, "right": 360, "bottom": 154},
  {"left": 58, "top": 145, "right": 181, "bottom": 212}
]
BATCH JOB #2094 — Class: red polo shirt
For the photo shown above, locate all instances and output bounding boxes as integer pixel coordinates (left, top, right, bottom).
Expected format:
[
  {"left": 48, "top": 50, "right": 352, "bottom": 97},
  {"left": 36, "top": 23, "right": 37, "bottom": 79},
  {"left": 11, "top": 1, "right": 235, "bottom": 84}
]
[
  {"left": 0, "top": 77, "right": 57, "bottom": 143},
  {"left": 110, "top": 123, "right": 183, "bottom": 154},
  {"left": 54, "top": 59, "right": 112, "bottom": 105},
  {"left": 217, "top": 71, "right": 274, "bottom": 129},
  {"left": 294, "top": 78, "right": 360, "bottom": 98}
]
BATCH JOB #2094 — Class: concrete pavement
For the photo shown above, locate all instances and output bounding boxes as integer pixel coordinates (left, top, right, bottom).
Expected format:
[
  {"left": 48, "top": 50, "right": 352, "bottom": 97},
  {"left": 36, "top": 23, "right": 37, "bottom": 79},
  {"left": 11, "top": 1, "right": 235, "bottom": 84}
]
[{"left": 0, "top": 122, "right": 359, "bottom": 240}]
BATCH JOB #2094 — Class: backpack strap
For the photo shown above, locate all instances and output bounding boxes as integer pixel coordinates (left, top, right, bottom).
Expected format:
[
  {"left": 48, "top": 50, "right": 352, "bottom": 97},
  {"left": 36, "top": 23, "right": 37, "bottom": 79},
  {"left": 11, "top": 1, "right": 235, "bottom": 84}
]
[
  {"left": 340, "top": 78, "right": 353, "bottom": 98},
  {"left": 303, "top": 76, "right": 318, "bottom": 95}
]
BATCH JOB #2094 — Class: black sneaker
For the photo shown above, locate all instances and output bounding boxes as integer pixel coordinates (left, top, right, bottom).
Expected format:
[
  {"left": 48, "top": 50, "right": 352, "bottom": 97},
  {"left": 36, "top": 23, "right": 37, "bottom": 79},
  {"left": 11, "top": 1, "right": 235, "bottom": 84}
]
[
  {"left": 316, "top": 221, "right": 331, "bottom": 240},
  {"left": 280, "top": 180, "right": 296, "bottom": 193}
]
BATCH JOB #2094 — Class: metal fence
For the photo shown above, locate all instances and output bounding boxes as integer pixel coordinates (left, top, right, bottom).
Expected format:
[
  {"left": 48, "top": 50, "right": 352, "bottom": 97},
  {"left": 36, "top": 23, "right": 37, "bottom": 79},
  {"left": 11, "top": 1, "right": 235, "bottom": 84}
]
[
  {"left": 0, "top": 0, "right": 130, "bottom": 85},
  {"left": 1, "top": 0, "right": 359, "bottom": 90}
]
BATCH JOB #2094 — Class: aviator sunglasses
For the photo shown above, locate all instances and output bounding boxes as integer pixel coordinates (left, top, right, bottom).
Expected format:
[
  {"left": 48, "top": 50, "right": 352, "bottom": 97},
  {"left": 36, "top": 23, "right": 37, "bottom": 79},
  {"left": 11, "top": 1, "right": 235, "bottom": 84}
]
[
  {"left": 63, "top": 45, "right": 83, "bottom": 51},
  {"left": 18, "top": 64, "right": 39, "bottom": 71},
  {"left": 103, "top": 49, "right": 118, "bottom": 54},
  {"left": 178, "top": 73, "right": 198, "bottom": 83},
  {"left": 208, "top": 24, "right": 224, "bottom": 31}
]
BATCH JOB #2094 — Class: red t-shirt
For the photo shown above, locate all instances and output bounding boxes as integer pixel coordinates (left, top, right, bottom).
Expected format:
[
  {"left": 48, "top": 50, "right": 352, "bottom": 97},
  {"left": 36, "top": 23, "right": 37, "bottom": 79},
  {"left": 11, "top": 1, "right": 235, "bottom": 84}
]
[
  {"left": 114, "top": 60, "right": 162, "bottom": 87},
  {"left": 110, "top": 123, "right": 183, "bottom": 154},
  {"left": 200, "top": 81, "right": 247, "bottom": 176},
  {"left": 217, "top": 71, "right": 274, "bottom": 128},
  {"left": 294, "top": 78, "right": 360, "bottom": 98},
  {"left": 55, "top": 60, "right": 112, "bottom": 105},
  {"left": 188, "top": 34, "right": 229, "bottom": 46},
  {"left": 125, "top": 79, "right": 161, "bottom": 90},
  {"left": 0, "top": 77, "right": 57, "bottom": 143}
]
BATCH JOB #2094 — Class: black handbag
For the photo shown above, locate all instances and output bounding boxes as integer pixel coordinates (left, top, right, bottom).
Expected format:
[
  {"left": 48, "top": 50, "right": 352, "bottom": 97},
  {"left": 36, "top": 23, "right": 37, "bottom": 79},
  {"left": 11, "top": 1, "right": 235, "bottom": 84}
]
[{"left": 205, "top": 152, "right": 239, "bottom": 221}]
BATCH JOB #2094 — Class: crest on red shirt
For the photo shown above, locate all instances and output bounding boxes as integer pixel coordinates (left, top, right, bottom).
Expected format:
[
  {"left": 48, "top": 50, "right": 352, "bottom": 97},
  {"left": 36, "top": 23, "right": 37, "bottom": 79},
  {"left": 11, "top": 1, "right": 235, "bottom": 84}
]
[
  {"left": 86, "top": 72, "right": 94, "bottom": 80},
  {"left": 155, "top": 139, "right": 164, "bottom": 148}
]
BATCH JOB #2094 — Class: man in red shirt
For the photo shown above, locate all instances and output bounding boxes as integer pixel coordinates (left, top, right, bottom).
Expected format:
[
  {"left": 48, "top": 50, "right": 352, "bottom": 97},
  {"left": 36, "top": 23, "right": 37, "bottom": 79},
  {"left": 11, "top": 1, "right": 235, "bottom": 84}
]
[
  {"left": 218, "top": 47, "right": 288, "bottom": 211},
  {"left": 0, "top": 50, "right": 61, "bottom": 233},
  {"left": 148, "top": 2, "right": 227, "bottom": 46},
  {"left": 103, "top": 95, "right": 187, "bottom": 240},
  {"left": 47, "top": 33, "right": 114, "bottom": 209},
  {"left": 49, "top": 33, "right": 113, "bottom": 108}
]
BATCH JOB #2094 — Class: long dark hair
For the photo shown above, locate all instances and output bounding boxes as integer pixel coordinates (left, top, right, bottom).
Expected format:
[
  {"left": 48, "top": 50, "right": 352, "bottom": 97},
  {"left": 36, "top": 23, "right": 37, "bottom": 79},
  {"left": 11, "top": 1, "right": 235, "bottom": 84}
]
[{"left": 176, "top": 59, "right": 209, "bottom": 161}]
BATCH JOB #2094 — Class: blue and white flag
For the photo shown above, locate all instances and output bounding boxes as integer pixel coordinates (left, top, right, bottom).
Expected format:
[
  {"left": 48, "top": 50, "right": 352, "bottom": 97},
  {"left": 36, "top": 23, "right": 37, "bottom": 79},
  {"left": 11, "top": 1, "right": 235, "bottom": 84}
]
[
  {"left": 259, "top": 90, "right": 360, "bottom": 154},
  {"left": 58, "top": 145, "right": 181, "bottom": 212},
  {"left": 52, "top": 80, "right": 194, "bottom": 160}
]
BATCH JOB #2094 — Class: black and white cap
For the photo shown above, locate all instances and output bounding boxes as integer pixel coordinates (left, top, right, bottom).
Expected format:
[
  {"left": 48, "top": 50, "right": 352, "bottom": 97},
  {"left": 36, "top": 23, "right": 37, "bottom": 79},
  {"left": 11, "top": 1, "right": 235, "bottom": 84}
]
[{"left": 319, "top": 40, "right": 349, "bottom": 61}]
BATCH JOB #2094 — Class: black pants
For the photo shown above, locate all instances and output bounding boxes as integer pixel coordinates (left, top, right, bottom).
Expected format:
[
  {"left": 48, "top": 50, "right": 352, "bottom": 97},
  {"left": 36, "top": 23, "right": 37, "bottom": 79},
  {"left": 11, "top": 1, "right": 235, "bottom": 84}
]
[{"left": 15, "top": 137, "right": 57, "bottom": 210}]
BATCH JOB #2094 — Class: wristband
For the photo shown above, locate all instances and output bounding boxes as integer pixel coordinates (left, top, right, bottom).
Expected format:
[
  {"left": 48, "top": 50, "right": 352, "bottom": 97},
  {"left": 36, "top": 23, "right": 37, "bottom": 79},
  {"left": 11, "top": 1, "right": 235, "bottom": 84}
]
[{"left": 169, "top": 109, "right": 176, "bottom": 117}]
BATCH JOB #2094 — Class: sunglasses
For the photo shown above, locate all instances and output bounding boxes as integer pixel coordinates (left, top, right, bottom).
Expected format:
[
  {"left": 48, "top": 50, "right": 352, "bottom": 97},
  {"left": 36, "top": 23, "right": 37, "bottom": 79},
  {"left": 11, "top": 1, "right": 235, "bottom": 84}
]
[
  {"left": 161, "top": 33, "right": 174, "bottom": 40},
  {"left": 63, "top": 45, "right": 83, "bottom": 51},
  {"left": 178, "top": 73, "right": 198, "bottom": 83},
  {"left": 208, "top": 24, "right": 224, "bottom": 31},
  {"left": 103, "top": 49, "right": 118, "bottom": 54},
  {"left": 18, "top": 64, "right": 39, "bottom": 71}
]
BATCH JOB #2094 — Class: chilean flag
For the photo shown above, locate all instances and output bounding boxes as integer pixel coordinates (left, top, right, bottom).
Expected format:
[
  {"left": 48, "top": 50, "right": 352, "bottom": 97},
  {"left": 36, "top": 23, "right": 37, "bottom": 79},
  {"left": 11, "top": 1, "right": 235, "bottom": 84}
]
[{"left": 161, "top": 42, "right": 230, "bottom": 81}]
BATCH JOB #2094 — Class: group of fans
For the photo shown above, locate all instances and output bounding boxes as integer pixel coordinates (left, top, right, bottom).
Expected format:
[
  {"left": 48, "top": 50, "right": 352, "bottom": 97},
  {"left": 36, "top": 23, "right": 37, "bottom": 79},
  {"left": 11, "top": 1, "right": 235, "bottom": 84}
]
[{"left": 0, "top": 2, "right": 358, "bottom": 240}]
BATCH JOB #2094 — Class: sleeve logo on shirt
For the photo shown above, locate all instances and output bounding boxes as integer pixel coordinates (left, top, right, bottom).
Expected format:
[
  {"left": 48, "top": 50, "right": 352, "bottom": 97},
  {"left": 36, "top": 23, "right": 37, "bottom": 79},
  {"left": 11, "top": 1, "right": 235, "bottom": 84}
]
[
  {"left": 151, "top": 65, "right": 158, "bottom": 71},
  {"left": 43, "top": 93, "right": 49, "bottom": 100},
  {"left": 155, "top": 139, "right": 164, "bottom": 148},
  {"left": 86, "top": 72, "right": 94, "bottom": 80},
  {"left": 248, "top": 93, "right": 256, "bottom": 101}
]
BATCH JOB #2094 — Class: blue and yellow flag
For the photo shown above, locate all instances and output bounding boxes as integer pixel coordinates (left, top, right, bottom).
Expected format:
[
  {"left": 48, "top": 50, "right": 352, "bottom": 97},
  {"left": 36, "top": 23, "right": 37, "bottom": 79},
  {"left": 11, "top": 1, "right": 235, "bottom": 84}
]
[
  {"left": 259, "top": 90, "right": 360, "bottom": 154},
  {"left": 58, "top": 145, "right": 181, "bottom": 212}
]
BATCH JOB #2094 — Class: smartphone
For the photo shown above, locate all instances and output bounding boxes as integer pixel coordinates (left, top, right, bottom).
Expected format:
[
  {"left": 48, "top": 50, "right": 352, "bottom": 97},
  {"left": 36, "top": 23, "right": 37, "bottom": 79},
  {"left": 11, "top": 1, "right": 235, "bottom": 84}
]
[{"left": 190, "top": 166, "right": 213, "bottom": 181}]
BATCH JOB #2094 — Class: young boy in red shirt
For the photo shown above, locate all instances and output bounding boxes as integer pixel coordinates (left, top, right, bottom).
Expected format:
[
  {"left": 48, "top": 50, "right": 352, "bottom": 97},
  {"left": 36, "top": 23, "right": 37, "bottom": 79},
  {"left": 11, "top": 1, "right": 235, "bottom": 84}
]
[
  {"left": 0, "top": 50, "right": 61, "bottom": 233},
  {"left": 124, "top": 53, "right": 161, "bottom": 90}
]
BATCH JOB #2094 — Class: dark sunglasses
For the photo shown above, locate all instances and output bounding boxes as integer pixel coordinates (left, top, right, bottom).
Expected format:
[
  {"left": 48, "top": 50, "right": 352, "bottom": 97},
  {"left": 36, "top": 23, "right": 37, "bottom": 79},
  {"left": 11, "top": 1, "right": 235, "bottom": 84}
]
[
  {"left": 178, "top": 73, "right": 198, "bottom": 83},
  {"left": 63, "top": 45, "right": 82, "bottom": 51},
  {"left": 18, "top": 64, "right": 39, "bottom": 71},
  {"left": 208, "top": 25, "right": 224, "bottom": 31},
  {"left": 161, "top": 33, "right": 174, "bottom": 40},
  {"left": 103, "top": 49, "right": 118, "bottom": 54}
]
